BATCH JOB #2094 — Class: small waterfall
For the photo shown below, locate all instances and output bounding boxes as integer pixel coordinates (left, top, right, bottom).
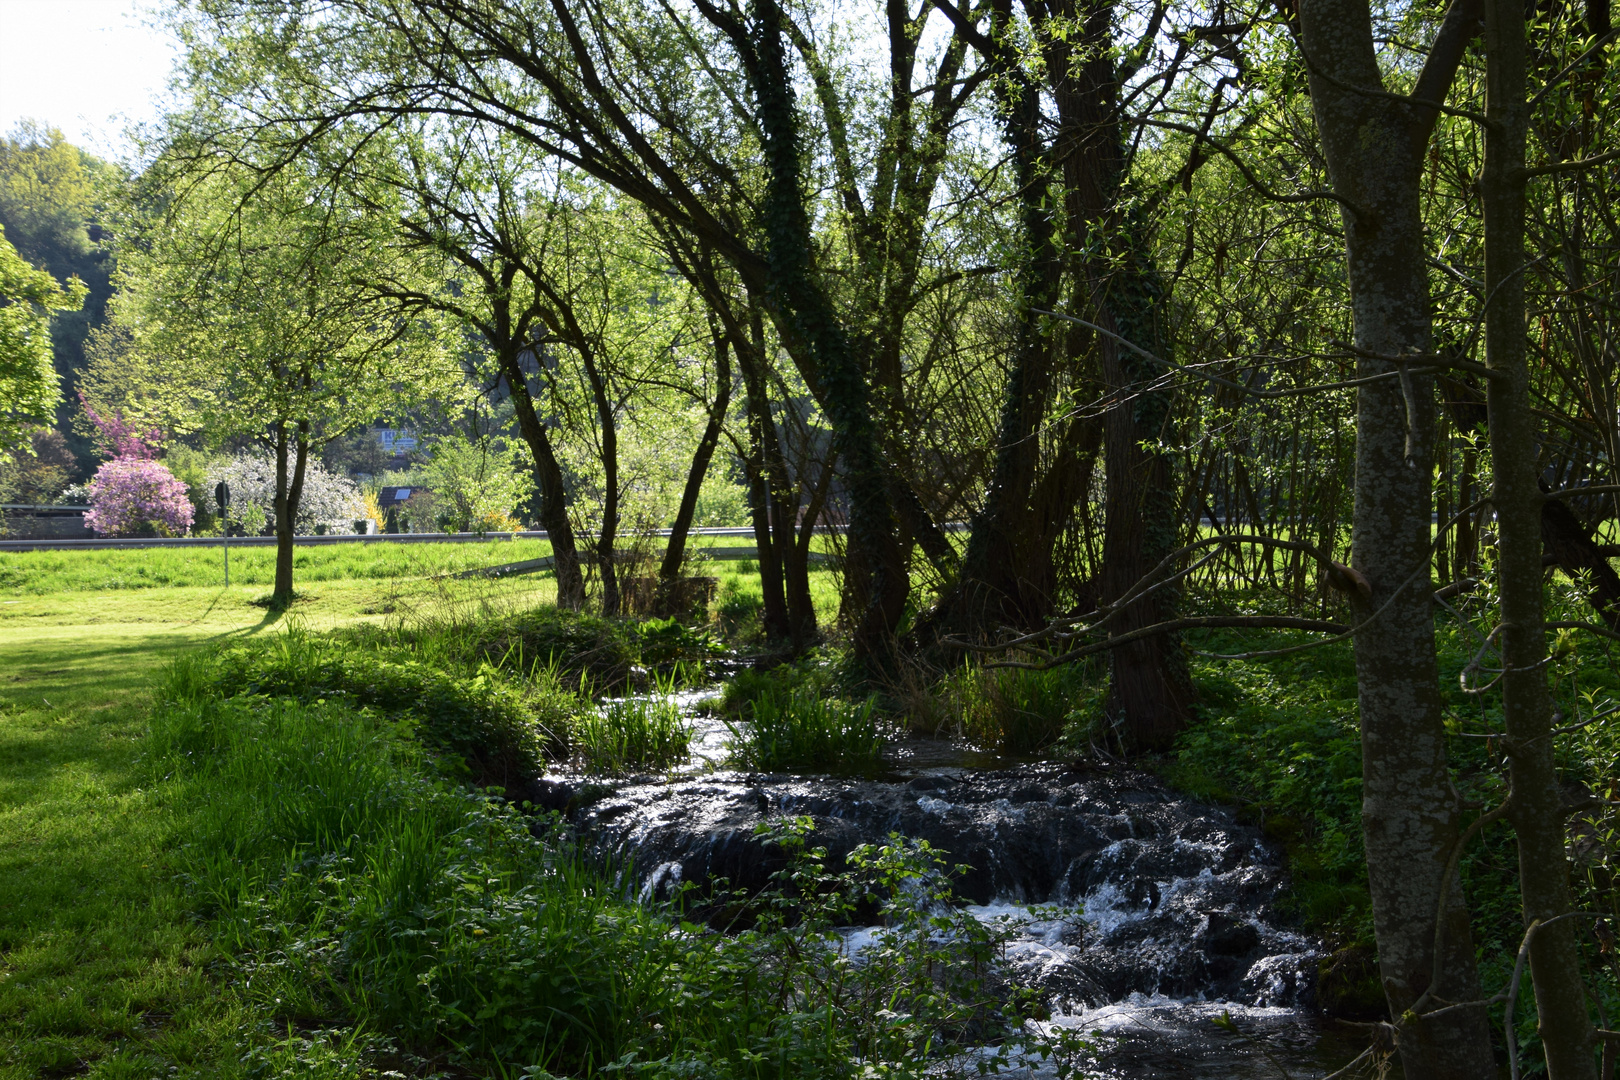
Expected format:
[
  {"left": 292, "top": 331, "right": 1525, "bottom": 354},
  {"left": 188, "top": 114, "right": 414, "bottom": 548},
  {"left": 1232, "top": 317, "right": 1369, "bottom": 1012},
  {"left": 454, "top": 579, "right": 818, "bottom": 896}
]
[{"left": 526, "top": 705, "right": 1359, "bottom": 1076}]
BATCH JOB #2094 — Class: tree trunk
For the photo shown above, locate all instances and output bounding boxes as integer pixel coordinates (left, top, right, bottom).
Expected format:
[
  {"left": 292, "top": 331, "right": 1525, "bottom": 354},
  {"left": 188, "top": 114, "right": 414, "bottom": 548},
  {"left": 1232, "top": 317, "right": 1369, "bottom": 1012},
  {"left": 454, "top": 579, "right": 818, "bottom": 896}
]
[
  {"left": 586, "top": 358, "right": 621, "bottom": 618},
  {"left": 788, "top": 453, "right": 834, "bottom": 648},
  {"left": 1098, "top": 282, "right": 1195, "bottom": 751},
  {"left": 743, "top": 0, "right": 906, "bottom": 671},
  {"left": 950, "top": 25, "right": 1062, "bottom": 634},
  {"left": 1482, "top": 0, "right": 1600, "bottom": 1071},
  {"left": 499, "top": 346, "right": 586, "bottom": 610},
  {"left": 1296, "top": 0, "right": 1495, "bottom": 1070},
  {"left": 736, "top": 327, "right": 792, "bottom": 641},
  {"left": 659, "top": 328, "right": 733, "bottom": 609},
  {"left": 271, "top": 418, "right": 309, "bottom": 609}
]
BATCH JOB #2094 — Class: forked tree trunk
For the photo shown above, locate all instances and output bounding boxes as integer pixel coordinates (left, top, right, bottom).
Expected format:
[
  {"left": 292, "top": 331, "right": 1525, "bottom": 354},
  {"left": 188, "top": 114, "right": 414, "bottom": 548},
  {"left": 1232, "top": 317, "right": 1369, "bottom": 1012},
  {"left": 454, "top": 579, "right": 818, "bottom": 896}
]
[
  {"left": 1482, "top": 0, "right": 1600, "bottom": 1071},
  {"left": 1296, "top": 0, "right": 1495, "bottom": 1070}
]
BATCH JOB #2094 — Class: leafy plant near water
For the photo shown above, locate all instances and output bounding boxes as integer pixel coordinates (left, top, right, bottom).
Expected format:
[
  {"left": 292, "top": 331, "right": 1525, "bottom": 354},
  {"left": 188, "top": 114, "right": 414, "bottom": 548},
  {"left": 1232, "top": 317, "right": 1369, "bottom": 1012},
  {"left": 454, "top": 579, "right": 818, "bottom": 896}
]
[
  {"left": 574, "top": 688, "right": 692, "bottom": 774},
  {"left": 943, "top": 662, "right": 1100, "bottom": 755},
  {"left": 1163, "top": 621, "right": 1620, "bottom": 1031},
  {"left": 147, "top": 647, "right": 1046, "bottom": 1078},
  {"left": 727, "top": 687, "right": 883, "bottom": 774}
]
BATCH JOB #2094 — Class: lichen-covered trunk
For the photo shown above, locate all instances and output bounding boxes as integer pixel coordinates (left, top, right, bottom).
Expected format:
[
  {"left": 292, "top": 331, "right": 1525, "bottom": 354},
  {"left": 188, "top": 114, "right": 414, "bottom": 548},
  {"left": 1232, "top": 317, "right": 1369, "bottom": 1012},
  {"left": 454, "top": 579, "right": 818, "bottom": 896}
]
[
  {"left": 1297, "top": 0, "right": 1494, "bottom": 1070},
  {"left": 1482, "top": 0, "right": 1600, "bottom": 1071}
]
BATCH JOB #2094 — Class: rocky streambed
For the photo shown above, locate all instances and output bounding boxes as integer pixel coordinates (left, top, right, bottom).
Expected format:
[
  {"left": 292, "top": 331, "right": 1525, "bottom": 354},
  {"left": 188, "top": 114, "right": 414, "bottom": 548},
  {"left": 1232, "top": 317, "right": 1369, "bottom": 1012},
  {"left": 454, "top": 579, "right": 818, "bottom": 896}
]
[{"left": 523, "top": 694, "right": 1361, "bottom": 1077}]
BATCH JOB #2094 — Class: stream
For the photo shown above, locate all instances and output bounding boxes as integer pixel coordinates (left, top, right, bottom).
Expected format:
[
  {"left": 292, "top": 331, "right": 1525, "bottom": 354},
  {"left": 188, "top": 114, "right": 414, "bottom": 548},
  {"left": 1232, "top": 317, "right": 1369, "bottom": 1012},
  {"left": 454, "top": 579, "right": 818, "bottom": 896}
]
[{"left": 525, "top": 687, "right": 1363, "bottom": 1078}]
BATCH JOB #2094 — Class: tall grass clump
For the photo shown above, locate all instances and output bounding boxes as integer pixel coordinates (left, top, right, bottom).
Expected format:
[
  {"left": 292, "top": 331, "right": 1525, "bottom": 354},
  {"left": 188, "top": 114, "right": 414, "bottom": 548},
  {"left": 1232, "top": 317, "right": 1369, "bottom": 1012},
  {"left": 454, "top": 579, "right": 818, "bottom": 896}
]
[
  {"left": 942, "top": 662, "right": 1097, "bottom": 755},
  {"left": 727, "top": 688, "right": 883, "bottom": 774},
  {"left": 574, "top": 692, "right": 692, "bottom": 774}
]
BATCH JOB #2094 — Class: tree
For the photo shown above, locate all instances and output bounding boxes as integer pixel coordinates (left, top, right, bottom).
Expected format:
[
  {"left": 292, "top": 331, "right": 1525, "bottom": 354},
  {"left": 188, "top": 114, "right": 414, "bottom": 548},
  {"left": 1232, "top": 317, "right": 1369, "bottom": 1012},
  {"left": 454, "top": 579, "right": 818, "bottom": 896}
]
[
  {"left": 0, "top": 223, "right": 85, "bottom": 462},
  {"left": 1290, "top": 0, "right": 1496, "bottom": 1070},
  {"left": 1480, "top": 0, "right": 1600, "bottom": 1069},
  {"left": 116, "top": 161, "right": 452, "bottom": 605},
  {"left": 0, "top": 121, "right": 119, "bottom": 454}
]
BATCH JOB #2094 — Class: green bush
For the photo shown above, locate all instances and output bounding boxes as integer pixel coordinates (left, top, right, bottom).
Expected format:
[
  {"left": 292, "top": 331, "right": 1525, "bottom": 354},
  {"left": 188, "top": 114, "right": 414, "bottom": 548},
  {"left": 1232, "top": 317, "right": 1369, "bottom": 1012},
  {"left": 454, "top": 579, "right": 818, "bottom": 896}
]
[
  {"left": 727, "top": 688, "right": 883, "bottom": 774},
  {"left": 162, "top": 627, "right": 575, "bottom": 789}
]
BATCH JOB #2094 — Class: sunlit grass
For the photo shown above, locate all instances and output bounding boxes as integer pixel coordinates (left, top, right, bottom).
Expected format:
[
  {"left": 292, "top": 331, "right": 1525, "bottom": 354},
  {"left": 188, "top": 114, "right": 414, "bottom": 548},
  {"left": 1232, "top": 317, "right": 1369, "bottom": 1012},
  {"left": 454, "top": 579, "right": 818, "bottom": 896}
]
[{"left": 726, "top": 687, "right": 883, "bottom": 774}]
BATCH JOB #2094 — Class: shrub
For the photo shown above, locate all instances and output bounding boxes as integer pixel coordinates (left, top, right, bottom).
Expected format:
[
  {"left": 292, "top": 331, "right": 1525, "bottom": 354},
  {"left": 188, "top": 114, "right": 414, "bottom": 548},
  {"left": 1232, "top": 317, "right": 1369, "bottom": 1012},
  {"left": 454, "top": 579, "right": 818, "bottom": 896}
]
[
  {"left": 727, "top": 687, "right": 883, "bottom": 774},
  {"left": 207, "top": 451, "right": 366, "bottom": 534},
  {"left": 83, "top": 456, "right": 194, "bottom": 537}
]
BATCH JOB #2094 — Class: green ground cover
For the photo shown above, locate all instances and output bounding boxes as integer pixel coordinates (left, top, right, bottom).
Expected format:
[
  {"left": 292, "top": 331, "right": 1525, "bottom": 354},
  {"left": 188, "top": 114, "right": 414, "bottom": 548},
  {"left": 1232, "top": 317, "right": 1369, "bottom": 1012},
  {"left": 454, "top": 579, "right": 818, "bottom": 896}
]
[
  {"left": 0, "top": 566, "right": 1033, "bottom": 1078},
  {"left": 0, "top": 536, "right": 840, "bottom": 597}
]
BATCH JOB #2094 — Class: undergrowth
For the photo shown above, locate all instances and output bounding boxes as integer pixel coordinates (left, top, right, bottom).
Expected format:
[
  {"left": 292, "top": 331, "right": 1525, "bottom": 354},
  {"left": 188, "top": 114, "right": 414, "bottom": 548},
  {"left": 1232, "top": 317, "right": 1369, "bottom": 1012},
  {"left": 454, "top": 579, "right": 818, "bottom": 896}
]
[
  {"left": 1162, "top": 613, "right": 1620, "bottom": 1045},
  {"left": 145, "top": 631, "right": 1053, "bottom": 1077}
]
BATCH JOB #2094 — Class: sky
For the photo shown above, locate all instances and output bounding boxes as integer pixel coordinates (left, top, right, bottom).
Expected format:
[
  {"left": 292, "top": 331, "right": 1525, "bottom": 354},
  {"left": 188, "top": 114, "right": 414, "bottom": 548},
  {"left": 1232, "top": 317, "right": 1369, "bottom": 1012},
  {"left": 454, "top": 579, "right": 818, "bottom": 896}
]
[{"left": 0, "top": 0, "right": 181, "bottom": 161}]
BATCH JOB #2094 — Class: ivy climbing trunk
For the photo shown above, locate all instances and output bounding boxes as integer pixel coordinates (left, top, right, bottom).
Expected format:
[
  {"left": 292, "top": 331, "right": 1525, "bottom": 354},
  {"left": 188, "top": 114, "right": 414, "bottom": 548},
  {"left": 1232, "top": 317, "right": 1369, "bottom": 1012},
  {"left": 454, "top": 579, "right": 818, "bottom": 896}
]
[
  {"left": 1295, "top": 0, "right": 1495, "bottom": 1070},
  {"left": 739, "top": 0, "right": 906, "bottom": 669},
  {"left": 949, "top": 0, "right": 1063, "bottom": 634}
]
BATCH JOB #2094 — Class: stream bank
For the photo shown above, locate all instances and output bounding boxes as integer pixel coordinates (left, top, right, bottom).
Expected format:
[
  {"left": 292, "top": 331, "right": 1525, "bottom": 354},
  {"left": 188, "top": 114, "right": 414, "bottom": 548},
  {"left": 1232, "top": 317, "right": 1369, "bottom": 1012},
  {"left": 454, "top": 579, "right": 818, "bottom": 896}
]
[{"left": 530, "top": 688, "right": 1360, "bottom": 1078}]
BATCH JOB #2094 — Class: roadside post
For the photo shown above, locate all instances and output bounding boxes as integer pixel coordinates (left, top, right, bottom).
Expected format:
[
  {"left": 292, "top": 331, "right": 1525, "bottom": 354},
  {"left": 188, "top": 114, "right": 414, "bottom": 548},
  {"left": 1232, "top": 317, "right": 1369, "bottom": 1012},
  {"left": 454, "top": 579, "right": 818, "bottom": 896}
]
[{"left": 215, "top": 482, "right": 231, "bottom": 587}]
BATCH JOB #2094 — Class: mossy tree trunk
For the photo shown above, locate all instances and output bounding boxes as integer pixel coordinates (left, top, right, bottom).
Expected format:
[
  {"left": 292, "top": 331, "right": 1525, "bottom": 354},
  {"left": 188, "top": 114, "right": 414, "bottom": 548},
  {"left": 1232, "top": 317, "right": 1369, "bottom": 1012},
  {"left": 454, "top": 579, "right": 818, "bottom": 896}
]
[{"left": 1295, "top": 0, "right": 1495, "bottom": 1069}]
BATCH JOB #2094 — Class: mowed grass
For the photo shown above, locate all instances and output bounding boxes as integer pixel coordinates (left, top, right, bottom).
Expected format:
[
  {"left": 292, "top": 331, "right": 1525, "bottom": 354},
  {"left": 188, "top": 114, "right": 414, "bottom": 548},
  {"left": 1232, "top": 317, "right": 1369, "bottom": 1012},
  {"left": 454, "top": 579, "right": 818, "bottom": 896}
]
[
  {"left": 0, "top": 535, "right": 840, "bottom": 596},
  {"left": 0, "top": 541, "right": 845, "bottom": 1077},
  {"left": 0, "top": 566, "right": 559, "bottom": 1078},
  {"left": 0, "top": 538, "right": 559, "bottom": 593}
]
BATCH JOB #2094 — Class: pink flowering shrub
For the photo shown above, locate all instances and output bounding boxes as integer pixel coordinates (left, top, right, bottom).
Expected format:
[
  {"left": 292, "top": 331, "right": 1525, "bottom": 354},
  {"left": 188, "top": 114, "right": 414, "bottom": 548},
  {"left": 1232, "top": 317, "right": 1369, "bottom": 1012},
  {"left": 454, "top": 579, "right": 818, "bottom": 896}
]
[
  {"left": 84, "top": 457, "right": 195, "bottom": 537},
  {"left": 81, "top": 395, "right": 164, "bottom": 461},
  {"left": 78, "top": 394, "right": 192, "bottom": 537}
]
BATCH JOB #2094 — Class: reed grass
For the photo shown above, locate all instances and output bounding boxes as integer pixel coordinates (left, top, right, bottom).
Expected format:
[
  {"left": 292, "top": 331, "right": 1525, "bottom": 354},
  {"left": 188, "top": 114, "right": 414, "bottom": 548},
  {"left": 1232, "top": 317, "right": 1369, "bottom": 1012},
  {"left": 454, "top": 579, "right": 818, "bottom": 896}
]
[
  {"left": 726, "top": 688, "right": 883, "bottom": 774},
  {"left": 574, "top": 690, "right": 693, "bottom": 775}
]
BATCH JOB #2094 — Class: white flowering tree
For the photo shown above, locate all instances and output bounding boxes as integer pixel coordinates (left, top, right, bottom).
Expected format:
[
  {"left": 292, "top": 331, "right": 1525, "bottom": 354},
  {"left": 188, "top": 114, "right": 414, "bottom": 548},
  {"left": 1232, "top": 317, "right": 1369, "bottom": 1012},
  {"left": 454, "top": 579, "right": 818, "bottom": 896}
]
[{"left": 207, "top": 452, "right": 366, "bottom": 535}]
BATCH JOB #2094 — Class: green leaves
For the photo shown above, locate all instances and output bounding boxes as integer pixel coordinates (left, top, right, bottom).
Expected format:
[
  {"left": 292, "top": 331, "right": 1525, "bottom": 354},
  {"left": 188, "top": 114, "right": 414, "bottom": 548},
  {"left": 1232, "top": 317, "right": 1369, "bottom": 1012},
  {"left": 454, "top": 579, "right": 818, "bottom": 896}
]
[{"left": 0, "top": 222, "right": 85, "bottom": 461}]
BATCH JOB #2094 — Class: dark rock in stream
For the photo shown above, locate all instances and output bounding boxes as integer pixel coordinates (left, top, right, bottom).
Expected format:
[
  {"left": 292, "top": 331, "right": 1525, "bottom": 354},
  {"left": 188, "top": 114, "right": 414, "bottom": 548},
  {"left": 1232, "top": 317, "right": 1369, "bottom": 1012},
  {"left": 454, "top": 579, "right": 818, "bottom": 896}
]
[{"left": 557, "top": 763, "right": 1320, "bottom": 1013}]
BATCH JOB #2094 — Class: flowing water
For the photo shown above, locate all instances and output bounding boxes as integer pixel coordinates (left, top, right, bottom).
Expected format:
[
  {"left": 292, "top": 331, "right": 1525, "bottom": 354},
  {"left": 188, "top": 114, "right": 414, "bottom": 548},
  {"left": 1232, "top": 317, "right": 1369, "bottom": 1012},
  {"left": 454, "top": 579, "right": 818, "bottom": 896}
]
[{"left": 525, "top": 687, "right": 1363, "bottom": 1078}]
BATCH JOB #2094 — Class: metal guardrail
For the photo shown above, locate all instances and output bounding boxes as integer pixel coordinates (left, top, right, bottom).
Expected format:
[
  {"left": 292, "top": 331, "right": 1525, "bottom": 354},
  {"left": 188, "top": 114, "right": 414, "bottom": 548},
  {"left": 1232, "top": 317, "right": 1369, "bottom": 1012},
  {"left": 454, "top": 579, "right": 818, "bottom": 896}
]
[{"left": 0, "top": 524, "right": 817, "bottom": 554}]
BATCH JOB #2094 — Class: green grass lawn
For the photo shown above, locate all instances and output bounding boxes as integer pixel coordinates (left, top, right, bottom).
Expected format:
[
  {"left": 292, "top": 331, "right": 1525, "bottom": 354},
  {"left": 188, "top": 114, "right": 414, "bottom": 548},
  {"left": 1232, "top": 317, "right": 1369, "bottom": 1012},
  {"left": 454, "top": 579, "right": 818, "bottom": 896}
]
[
  {"left": 0, "top": 566, "right": 564, "bottom": 1078},
  {"left": 0, "top": 541, "right": 845, "bottom": 1078}
]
